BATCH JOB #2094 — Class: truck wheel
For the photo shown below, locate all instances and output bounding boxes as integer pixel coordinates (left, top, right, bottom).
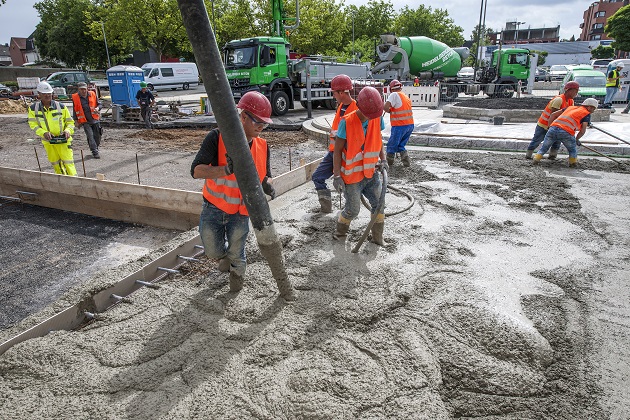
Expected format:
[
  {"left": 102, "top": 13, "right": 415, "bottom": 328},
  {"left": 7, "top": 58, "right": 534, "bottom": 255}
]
[
  {"left": 325, "top": 99, "right": 337, "bottom": 110},
  {"left": 497, "top": 85, "right": 515, "bottom": 99},
  {"left": 271, "top": 91, "right": 289, "bottom": 116},
  {"left": 183, "top": 83, "right": 190, "bottom": 90}
]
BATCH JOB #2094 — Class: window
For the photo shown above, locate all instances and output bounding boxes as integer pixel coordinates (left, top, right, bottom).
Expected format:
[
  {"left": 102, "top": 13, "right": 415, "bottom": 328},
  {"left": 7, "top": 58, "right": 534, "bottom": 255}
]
[
  {"left": 161, "top": 68, "right": 174, "bottom": 77},
  {"left": 595, "top": 11, "right": 605, "bottom": 17},
  {"left": 508, "top": 53, "right": 528, "bottom": 66},
  {"left": 64, "top": 73, "right": 75, "bottom": 82},
  {"left": 591, "top": 35, "right": 602, "bottom": 40},
  {"left": 592, "top": 23, "right": 604, "bottom": 29},
  {"left": 76, "top": 73, "right": 87, "bottom": 82}
]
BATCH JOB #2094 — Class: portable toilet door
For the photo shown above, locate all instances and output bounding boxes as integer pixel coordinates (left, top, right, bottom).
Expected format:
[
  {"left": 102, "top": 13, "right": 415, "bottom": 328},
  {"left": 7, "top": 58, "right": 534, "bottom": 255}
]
[{"left": 106, "top": 65, "right": 145, "bottom": 107}]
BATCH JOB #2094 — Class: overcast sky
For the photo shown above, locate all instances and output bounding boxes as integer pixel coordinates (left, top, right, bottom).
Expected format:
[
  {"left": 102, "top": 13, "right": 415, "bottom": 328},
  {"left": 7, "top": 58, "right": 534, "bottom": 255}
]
[{"left": 0, "top": 0, "right": 598, "bottom": 47}]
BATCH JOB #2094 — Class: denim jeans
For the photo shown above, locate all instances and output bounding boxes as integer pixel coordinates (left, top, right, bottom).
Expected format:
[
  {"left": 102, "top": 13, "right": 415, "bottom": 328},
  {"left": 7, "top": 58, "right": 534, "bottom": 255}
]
[
  {"left": 604, "top": 86, "right": 618, "bottom": 106},
  {"left": 527, "top": 125, "right": 560, "bottom": 151},
  {"left": 312, "top": 151, "right": 333, "bottom": 190},
  {"left": 537, "top": 126, "right": 578, "bottom": 159},
  {"left": 199, "top": 201, "right": 249, "bottom": 276},
  {"left": 387, "top": 124, "right": 414, "bottom": 154},
  {"left": 341, "top": 172, "right": 383, "bottom": 220},
  {"left": 82, "top": 122, "right": 101, "bottom": 154}
]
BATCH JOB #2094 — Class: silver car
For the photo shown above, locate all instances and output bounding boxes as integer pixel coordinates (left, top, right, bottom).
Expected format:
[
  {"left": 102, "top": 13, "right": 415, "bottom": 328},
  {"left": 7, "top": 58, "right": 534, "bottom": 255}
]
[{"left": 549, "top": 65, "right": 568, "bottom": 81}]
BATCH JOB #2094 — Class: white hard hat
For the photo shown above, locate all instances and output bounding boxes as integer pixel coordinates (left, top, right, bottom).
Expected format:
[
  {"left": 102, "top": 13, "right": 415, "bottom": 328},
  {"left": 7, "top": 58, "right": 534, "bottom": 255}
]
[
  {"left": 37, "top": 81, "right": 54, "bottom": 93},
  {"left": 582, "top": 98, "right": 599, "bottom": 108},
  {"left": 616, "top": 62, "right": 625, "bottom": 68}
]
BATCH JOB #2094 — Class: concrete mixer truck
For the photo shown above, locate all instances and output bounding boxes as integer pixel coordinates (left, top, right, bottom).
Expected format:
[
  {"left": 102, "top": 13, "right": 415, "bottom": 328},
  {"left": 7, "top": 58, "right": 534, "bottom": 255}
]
[{"left": 372, "top": 35, "right": 534, "bottom": 99}]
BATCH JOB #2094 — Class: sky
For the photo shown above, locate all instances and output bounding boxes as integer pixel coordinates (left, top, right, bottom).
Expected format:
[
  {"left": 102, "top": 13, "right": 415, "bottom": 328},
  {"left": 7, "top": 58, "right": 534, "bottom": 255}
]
[{"left": 0, "top": 0, "right": 598, "bottom": 47}]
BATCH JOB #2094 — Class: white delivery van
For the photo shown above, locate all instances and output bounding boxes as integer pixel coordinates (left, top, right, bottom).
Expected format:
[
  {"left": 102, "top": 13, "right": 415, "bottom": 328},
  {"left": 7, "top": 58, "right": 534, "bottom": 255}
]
[{"left": 141, "top": 62, "right": 199, "bottom": 91}]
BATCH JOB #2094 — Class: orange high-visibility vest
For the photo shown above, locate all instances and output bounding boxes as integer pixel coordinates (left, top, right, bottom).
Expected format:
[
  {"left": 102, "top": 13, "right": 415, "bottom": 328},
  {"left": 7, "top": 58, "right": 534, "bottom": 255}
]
[
  {"left": 203, "top": 134, "right": 268, "bottom": 216},
  {"left": 551, "top": 106, "right": 591, "bottom": 135},
  {"left": 538, "top": 94, "right": 573, "bottom": 129},
  {"left": 340, "top": 111, "right": 383, "bottom": 185},
  {"left": 389, "top": 92, "right": 413, "bottom": 126},
  {"left": 72, "top": 91, "right": 100, "bottom": 123},
  {"left": 329, "top": 100, "right": 358, "bottom": 151}
]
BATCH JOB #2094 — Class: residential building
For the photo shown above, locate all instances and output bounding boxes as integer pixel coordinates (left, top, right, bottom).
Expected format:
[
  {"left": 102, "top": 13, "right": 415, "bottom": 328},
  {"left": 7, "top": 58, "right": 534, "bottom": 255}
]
[
  {"left": 10, "top": 35, "right": 40, "bottom": 66},
  {"left": 0, "top": 44, "right": 11, "bottom": 66},
  {"left": 580, "top": 0, "right": 629, "bottom": 41}
]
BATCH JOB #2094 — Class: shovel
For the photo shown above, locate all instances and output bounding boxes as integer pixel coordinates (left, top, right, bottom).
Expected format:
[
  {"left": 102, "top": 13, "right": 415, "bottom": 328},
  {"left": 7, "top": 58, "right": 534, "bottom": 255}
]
[{"left": 579, "top": 142, "right": 626, "bottom": 166}]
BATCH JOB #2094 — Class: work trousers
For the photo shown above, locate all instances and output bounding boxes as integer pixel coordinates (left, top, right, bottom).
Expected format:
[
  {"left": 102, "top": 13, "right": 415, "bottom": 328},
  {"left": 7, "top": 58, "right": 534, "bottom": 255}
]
[
  {"left": 527, "top": 125, "right": 560, "bottom": 152},
  {"left": 82, "top": 122, "right": 101, "bottom": 154},
  {"left": 141, "top": 106, "right": 153, "bottom": 129},
  {"left": 341, "top": 172, "right": 383, "bottom": 221},
  {"left": 604, "top": 86, "right": 618, "bottom": 106},
  {"left": 537, "top": 126, "right": 579, "bottom": 159},
  {"left": 387, "top": 124, "right": 414, "bottom": 155},
  {"left": 312, "top": 151, "right": 334, "bottom": 190},
  {"left": 42, "top": 141, "right": 77, "bottom": 176},
  {"left": 199, "top": 201, "right": 249, "bottom": 277}
]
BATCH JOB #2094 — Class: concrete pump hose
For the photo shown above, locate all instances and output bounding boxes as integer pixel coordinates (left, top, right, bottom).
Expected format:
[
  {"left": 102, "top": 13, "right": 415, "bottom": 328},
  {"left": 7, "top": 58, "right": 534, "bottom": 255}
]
[
  {"left": 352, "top": 167, "right": 389, "bottom": 253},
  {"left": 361, "top": 184, "right": 416, "bottom": 216}
]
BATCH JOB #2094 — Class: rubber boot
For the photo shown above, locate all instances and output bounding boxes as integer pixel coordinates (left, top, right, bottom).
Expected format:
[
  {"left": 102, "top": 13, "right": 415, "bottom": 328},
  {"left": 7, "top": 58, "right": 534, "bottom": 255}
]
[
  {"left": 532, "top": 153, "right": 543, "bottom": 165},
  {"left": 333, "top": 216, "right": 351, "bottom": 241},
  {"left": 568, "top": 157, "right": 578, "bottom": 168},
  {"left": 386, "top": 153, "right": 395, "bottom": 166},
  {"left": 229, "top": 270, "right": 244, "bottom": 292},
  {"left": 317, "top": 189, "right": 332, "bottom": 213},
  {"left": 370, "top": 214, "right": 385, "bottom": 246},
  {"left": 548, "top": 149, "right": 558, "bottom": 160},
  {"left": 525, "top": 149, "right": 533, "bottom": 159},
  {"left": 400, "top": 151, "right": 411, "bottom": 167},
  {"left": 218, "top": 258, "right": 230, "bottom": 273}
]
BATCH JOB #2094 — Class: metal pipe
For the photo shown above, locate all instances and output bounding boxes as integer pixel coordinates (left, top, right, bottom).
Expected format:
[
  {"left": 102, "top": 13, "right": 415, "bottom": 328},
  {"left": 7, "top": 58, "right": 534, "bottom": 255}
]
[
  {"left": 580, "top": 143, "right": 626, "bottom": 165},
  {"left": 34, "top": 146, "right": 41, "bottom": 171},
  {"left": 590, "top": 124, "right": 630, "bottom": 146},
  {"left": 136, "top": 153, "right": 141, "bottom": 184},
  {"left": 177, "top": 255, "right": 201, "bottom": 262},
  {"left": 135, "top": 280, "right": 160, "bottom": 289},
  {"left": 177, "top": 0, "right": 294, "bottom": 300},
  {"left": 157, "top": 267, "right": 180, "bottom": 274}
]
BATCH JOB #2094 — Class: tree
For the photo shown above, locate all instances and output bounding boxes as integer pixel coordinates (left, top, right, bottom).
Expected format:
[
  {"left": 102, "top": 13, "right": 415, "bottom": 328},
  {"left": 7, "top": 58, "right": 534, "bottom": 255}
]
[
  {"left": 529, "top": 50, "right": 548, "bottom": 66},
  {"left": 464, "top": 24, "right": 493, "bottom": 66},
  {"left": 283, "top": 0, "right": 346, "bottom": 56},
  {"left": 590, "top": 45, "right": 615, "bottom": 59},
  {"left": 393, "top": 5, "right": 463, "bottom": 47},
  {"left": 606, "top": 5, "right": 630, "bottom": 52}
]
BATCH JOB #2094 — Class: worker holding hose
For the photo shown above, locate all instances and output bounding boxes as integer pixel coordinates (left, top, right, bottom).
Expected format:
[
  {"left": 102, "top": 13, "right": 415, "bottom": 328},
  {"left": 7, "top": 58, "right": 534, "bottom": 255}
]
[
  {"left": 332, "top": 86, "right": 388, "bottom": 246},
  {"left": 190, "top": 91, "right": 276, "bottom": 292},
  {"left": 312, "top": 74, "right": 358, "bottom": 213}
]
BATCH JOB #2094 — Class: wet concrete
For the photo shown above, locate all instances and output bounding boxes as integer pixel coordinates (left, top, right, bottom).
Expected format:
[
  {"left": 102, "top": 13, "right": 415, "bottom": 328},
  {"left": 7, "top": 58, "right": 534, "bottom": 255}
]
[{"left": 1, "top": 151, "right": 628, "bottom": 419}]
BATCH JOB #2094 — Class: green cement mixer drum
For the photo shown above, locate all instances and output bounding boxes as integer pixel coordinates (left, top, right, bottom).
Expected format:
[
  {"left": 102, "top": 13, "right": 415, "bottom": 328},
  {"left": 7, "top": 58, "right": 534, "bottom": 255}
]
[{"left": 393, "top": 36, "right": 461, "bottom": 77}]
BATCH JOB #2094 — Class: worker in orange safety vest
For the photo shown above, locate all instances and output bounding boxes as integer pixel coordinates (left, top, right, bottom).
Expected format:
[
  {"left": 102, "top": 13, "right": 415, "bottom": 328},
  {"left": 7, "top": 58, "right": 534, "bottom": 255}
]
[
  {"left": 332, "top": 86, "right": 388, "bottom": 246},
  {"left": 72, "top": 82, "right": 102, "bottom": 159},
  {"left": 383, "top": 79, "right": 414, "bottom": 167}
]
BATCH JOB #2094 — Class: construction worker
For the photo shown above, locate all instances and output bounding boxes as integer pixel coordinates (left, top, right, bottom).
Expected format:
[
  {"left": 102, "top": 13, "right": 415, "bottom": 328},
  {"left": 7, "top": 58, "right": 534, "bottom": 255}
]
[
  {"left": 312, "top": 74, "right": 358, "bottom": 213},
  {"left": 190, "top": 91, "right": 276, "bottom": 292},
  {"left": 383, "top": 79, "right": 414, "bottom": 167},
  {"left": 135, "top": 82, "right": 156, "bottom": 128},
  {"left": 332, "top": 86, "right": 387, "bottom": 245},
  {"left": 72, "top": 82, "right": 102, "bottom": 159},
  {"left": 28, "top": 81, "right": 76, "bottom": 176},
  {"left": 525, "top": 81, "right": 580, "bottom": 160},
  {"left": 532, "top": 98, "right": 599, "bottom": 168},
  {"left": 604, "top": 62, "right": 624, "bottom": 112}
]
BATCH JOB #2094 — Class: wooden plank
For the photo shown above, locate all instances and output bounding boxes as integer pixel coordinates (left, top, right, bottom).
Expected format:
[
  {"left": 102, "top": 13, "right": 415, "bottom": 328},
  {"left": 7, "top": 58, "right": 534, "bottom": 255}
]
[{"left": 273, "top": 158, "right": 322, "bottom": 195}]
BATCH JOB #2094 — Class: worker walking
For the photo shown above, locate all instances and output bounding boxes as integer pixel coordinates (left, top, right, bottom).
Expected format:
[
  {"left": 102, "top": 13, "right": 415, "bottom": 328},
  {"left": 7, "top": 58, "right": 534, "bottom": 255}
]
[
  {"left": 28, "top": 81, "right": 76, "bottom": 176},
  {"left": 135, "top": 82, "right": 156, "bottom": 128},
  {"left": 604, "top": 62, "right": 624, "bottom": 112},
  {"left": 312, "top": 74, "right": 358, "bottom": 213},
  {"left": 72, "top": 82, "right": 102, "bottom": 159},
  {"left": 383, "top": 79, "right": 414, "bottom": 167},
  {"left": 525, "top": 81, "right": 580, "bottom": 160},
  {"left": 532, "top": 98, "right": 599, "bottom": 168},
  {"left": 190, "top": 91, "right": 276, "bottom": 292},
  {"left": 332, "top": 86, "right": 388, "bottom": 245}
]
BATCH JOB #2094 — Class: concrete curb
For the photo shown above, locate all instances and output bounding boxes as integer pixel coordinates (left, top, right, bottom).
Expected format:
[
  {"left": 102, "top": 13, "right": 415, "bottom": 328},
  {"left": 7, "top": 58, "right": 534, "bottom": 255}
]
[{"left": 443, "top": 104, "right": 611, "bottom": 123}]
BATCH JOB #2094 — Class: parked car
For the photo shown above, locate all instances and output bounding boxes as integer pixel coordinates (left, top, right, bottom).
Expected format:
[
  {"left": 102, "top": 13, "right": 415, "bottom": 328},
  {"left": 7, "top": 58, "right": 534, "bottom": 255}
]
[
  {"left": 590, "top": 59, "right": 613, "bottom": 73},
  {"left": 457, "top": 66, "right": 475, "bottom": 79},
  {"left": 535, "top": 68, "right": 550, "bottom": 82},
  {"left": 45, "top": 71, "right": 92, "bottom": 91},
  {"left": 0, "top": 83, "right": 12, "bottom": 97},
  {"left": 549, "top": 65, "right": 569, "bottom": 81},
  {"left": 560, "top": 65, "right": 607, "bottom": 104},
  {"left": 141, "top": 62, "right": 199, "bottom": 91}
]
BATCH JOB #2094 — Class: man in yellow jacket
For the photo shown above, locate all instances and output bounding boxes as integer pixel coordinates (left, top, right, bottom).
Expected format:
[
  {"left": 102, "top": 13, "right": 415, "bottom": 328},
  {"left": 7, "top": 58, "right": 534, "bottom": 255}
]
[{"left": 28, "top": 81, "right": 76, "bottom": 175}]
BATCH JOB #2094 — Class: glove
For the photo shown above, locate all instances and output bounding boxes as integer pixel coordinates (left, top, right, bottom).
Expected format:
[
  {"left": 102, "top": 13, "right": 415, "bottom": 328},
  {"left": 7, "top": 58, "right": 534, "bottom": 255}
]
[
  {"left": 224, "top": 154, "right": 234, "bottom": 175},
  {"left": 576, "top": 139, "right": 582, "bottom": 146},
  {"left": 262, "top": 176, "right": 276, "bottom": 200},
  {"left": 376, "top": 159, "right": 389, "bottom": 173},
  {"left": 333, "top": 176, "right": 345, "bottom": 193}
]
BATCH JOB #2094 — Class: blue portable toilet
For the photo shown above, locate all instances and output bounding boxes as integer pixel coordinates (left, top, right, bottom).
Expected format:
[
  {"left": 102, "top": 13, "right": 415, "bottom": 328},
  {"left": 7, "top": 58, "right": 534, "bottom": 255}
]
[{"left": 106, "top": 65, "right": 144, "bottom": 107}]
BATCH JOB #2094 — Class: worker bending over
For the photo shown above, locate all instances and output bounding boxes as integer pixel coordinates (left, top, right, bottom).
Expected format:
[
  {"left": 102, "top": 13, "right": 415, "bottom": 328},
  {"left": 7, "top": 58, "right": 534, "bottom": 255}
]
[
  {"left": 525, "top": 81, "right": 579, "bottom": 160},
  {"left": 533, "top": 98, "right": 599, "bottom": 168},
  {"left": 190, "top": 91, "right": 276, "bottom": 292},
  {"left": 332, "top": 86, "right": 388, "bottom": 246},
  {"left": 28, "top": 81, "right": 76, "bottom": 175},
  {"left": 383, "top": 79, "right": 414, "bottom": 167},
  {"left": 312, "top": 74, "right": 358, "bottom": 213}
]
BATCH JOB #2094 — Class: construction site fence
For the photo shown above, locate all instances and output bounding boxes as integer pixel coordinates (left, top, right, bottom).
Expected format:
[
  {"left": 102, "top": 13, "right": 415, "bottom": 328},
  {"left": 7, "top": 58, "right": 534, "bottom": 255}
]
[{"left": 437, "top": 82, "right": 558, "bottom": 105}]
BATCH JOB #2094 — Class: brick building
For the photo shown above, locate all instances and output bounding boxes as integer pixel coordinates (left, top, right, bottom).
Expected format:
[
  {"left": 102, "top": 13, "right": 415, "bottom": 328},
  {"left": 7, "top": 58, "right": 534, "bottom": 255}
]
[{"left": 580, "top": 0, "right": 629, "bottom": 41}]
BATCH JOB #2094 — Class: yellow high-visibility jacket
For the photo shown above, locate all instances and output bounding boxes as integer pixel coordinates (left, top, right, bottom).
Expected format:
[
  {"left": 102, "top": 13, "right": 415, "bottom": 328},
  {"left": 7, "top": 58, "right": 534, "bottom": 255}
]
[{"left": 28, "top": 100, "right": 75, "bottom": 141}]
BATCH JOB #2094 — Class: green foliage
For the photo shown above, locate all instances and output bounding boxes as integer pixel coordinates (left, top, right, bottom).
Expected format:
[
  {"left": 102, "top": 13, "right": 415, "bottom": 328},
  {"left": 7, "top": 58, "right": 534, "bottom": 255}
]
[
  {"left": 590, "top": 45, "right": 615, "bottom": 59},
  {"left": 606, "top": 5, "right": 630, "bottom": 52},
  {"left": 464, "top": 24, "right": 493, "bottom": 66},
  {"left": 346, "top": 0, "right": 395, "bottom": 41},
  {"left": 284, "top": 0, "right": 346, "bottom": 55},
  {"left": 530, "top": 50, "right": 548, "bottom": 66},
  {"left": 393, "top": 5, "right": 463, "bottom": 47}
]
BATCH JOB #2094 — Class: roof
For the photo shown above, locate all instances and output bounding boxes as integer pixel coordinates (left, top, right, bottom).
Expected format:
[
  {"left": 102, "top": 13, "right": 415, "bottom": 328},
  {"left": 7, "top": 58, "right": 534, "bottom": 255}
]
[
  {"left": 11, "top": 37, "right": 27, "bottom": 50},
  {"left": 0, "top": 45, "right": 10, "bottom": 57}
]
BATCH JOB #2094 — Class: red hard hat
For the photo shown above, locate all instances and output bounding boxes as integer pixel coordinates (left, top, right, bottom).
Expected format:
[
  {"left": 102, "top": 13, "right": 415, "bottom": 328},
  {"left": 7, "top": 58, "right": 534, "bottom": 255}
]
[
  {"left": 357, "top": 86, "right": 384, "bottom": 119},
  {"left": 564, "top": 81, "right": 580, "bottom": 91},
  {"left": 237, "top": 91, "right": 273, "bottom": 123},
  {"left": 389, "top": 79, "right": 402, "bottom": 90},
  {"left": 331, "top": 74, "right": 353, "bottom": 91}
]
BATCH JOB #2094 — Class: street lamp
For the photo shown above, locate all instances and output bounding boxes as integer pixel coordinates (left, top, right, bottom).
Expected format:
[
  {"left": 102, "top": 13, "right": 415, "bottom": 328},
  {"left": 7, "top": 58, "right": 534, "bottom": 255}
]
[
  {"left": 100, "top": 22, "right": 111, "bottom": 69},
  {"left": 514, "top": 21, "right": 525, "bottom": 45}
]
